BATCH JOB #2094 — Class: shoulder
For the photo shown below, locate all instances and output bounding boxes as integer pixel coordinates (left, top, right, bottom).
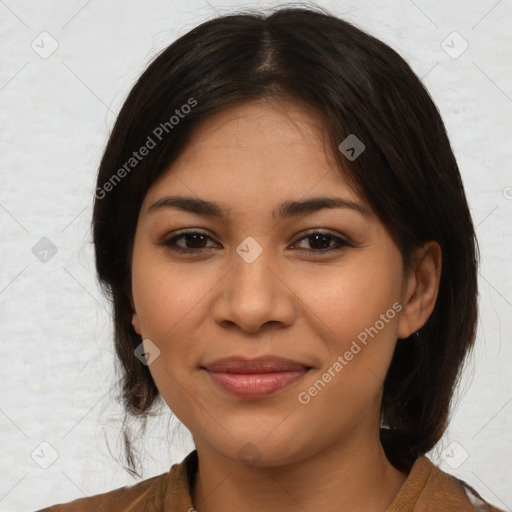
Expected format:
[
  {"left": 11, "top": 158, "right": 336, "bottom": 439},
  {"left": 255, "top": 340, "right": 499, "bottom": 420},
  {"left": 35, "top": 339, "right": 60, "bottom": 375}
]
[
  {"left": 34, "top": 450, "right": 198, "bottom": 512},
  {"left": 424, "top": 457, "right": 504, "bottom": 512},
  {"left": 387, "top": 455, "right": 505, "bottom": 512},
  {"left": 34, "top": 472, "right": 170, "bottom": 512}
]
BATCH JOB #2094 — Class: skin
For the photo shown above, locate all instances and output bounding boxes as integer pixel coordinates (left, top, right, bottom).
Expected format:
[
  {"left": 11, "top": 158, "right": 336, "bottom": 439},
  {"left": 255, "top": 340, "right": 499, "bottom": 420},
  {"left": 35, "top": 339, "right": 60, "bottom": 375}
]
[{"left": 130, "top": 98, "right": 442, "bottom": 512}]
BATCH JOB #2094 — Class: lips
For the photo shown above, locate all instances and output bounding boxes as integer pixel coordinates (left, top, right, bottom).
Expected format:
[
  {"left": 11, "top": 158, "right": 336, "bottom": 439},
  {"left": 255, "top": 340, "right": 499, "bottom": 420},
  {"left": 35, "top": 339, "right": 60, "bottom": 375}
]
[
  {"left": 202, "top": 356, "right": 312, "bottom": 398},
  {"left": 203, "top": 355, "right": 310, "bottom": 373}
]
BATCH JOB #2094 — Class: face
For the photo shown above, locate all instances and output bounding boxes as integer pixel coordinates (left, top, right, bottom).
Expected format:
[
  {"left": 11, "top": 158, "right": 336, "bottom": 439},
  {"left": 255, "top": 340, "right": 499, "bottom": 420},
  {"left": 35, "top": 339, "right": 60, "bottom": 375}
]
[{"left": 130, "top": 98, "right": 426, "bottom": 467}]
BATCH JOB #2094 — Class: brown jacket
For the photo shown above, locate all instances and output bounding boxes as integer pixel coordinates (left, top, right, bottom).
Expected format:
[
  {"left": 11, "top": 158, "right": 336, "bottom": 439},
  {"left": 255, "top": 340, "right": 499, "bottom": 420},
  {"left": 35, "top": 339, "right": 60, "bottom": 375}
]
[{"left": 36, "top": 450, "right": 505, "bottom": 511}]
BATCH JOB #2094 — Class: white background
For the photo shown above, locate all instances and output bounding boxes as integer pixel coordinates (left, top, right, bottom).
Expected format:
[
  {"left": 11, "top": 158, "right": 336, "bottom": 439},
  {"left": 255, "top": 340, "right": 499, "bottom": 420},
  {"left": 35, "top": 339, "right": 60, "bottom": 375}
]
[{"left": 0, "top": 1, "right": 511, "bottom": 510}]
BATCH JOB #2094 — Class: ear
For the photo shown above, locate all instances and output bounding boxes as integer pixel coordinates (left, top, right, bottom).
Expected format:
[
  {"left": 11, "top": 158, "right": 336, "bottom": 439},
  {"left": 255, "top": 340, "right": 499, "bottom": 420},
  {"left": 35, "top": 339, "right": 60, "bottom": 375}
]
[
  {"left": 132, "top": 311, "right": 142, "bottom": 335},
  {"left": 129, "top": 292, "right": 142, "bottom": 335},
  {"left": 397, "top": 241, "right": 442, "bottom": 340}
]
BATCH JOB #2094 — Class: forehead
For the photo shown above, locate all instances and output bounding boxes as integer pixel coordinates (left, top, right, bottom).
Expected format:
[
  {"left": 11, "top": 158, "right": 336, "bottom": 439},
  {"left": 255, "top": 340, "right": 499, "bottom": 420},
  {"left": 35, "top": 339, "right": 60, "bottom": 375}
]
[
  {"left": 141, "top": 98, "right": 371, "bottom": 220},
  {"left": 187, "top": 97, "right": 326, "bottom": 147}
]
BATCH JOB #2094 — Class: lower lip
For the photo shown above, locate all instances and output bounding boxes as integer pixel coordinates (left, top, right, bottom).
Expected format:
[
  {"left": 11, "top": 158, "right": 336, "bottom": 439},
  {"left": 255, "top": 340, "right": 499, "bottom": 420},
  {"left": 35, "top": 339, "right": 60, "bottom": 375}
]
[{"left": 205, "top": 369, "right": 310, "bottom": 398}]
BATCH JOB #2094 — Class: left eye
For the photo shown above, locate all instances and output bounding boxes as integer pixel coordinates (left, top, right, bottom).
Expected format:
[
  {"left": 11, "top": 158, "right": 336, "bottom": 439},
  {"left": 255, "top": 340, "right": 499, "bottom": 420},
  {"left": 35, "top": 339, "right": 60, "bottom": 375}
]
[
  {"left": 161, "top": 230, "right": 352, "bottom": 254},
  {"left": 292, "top": 232, "right": 352, "bottom": 252}
]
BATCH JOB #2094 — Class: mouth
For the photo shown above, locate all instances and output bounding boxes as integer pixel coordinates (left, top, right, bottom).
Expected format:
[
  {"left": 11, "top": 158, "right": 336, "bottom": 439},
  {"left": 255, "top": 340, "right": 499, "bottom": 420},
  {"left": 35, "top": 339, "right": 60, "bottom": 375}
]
[{"left": 201, "top": 355, "right": 313, "bottom": 399}]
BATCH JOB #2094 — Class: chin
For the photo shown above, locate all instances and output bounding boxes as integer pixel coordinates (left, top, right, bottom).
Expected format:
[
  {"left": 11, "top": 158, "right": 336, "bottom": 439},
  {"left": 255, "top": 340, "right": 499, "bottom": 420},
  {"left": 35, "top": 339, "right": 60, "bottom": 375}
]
[{"left": 204, "top": 429, "right": 313, "bottom": 469}]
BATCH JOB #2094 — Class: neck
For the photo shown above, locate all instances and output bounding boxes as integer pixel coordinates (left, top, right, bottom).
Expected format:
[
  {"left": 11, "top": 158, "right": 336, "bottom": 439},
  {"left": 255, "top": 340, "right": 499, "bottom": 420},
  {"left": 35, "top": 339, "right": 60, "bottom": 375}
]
[{"left": 191, "top": 430, "right": 407, "bottom": 512}]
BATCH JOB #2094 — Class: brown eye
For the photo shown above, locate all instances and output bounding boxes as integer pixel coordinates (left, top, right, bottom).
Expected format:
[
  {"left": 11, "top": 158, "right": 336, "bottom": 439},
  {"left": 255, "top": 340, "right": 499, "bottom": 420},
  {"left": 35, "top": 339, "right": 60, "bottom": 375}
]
[
  {"left": 291, "top": 231, "right": 353, "bottom": 253},
  {"left": 161, "top": 230, "right": 218, "bottom": 253},
  {"left": 160, "top": 229, "right": 352, "bottom": 255}
]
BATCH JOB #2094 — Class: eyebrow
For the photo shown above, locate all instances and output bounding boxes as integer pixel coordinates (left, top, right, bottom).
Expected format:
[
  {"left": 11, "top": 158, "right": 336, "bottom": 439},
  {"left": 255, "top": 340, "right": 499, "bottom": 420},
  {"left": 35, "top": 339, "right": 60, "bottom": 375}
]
[{"left": 146, "top": 195, "right": 371, "bottom": 220}]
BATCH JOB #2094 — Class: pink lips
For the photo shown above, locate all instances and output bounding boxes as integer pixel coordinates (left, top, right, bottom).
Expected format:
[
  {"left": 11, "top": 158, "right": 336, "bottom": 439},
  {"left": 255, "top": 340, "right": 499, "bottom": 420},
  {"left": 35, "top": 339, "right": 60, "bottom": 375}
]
[{"left": 202, "top": 356, "right": 311, "bottom": 398}]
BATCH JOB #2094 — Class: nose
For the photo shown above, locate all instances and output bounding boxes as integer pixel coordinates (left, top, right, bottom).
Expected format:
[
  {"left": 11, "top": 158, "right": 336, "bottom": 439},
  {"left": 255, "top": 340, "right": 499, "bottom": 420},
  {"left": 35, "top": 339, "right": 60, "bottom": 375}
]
[{"left": 211, "top": 240, "right": 296, "bottom": 334}]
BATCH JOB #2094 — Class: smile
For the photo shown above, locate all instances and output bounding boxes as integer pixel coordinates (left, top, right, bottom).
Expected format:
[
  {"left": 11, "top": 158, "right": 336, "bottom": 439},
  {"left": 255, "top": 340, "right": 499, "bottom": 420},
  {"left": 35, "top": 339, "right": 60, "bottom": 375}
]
[{"left": 204, "top": 369, "right": 311, "bottom": 398}]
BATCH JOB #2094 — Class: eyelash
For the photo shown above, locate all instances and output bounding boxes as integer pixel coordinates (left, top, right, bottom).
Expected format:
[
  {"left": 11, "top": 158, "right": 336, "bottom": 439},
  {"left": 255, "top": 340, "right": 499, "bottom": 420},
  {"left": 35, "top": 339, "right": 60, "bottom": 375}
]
[{"left": 160, "top": 229, "right": 353, "bottom": 255}]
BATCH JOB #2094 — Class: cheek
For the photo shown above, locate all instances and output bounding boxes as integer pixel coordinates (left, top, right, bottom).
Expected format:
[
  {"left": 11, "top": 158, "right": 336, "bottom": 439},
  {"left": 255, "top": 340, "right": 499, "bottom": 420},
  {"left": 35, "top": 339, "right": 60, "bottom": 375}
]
[
  {"left": 296, "top": 260, "right": 400, "bottom": 340},
  {"left": 130, "top": 256, "right": 215, "bottom": 392},
  {"left": 296, "top": 262, "right": 401, "bottom": 394},
  {"left": 131, "top": 261, "right": 204, "bottom": 418},
  {"left": 131, "top": 257, "right": 209, "bottom": 339}
]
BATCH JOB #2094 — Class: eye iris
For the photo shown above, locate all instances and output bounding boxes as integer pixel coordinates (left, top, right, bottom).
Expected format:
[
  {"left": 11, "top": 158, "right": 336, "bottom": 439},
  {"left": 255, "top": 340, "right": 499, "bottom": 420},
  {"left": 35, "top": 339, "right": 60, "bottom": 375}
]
[
  {"left": 172, "top": 231, "right": 341, "bottom": 252},
  {"left": 308, "top": 234, "right": 331, "bottom": 250},
  {"left": 185, "top": 233, "right": 207, "bottom": 248}
]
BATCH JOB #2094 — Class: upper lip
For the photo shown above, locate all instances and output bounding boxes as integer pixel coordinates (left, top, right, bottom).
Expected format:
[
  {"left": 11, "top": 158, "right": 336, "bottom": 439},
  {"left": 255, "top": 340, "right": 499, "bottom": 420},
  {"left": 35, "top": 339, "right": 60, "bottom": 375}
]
[{"left": 202, "top": 355, "right": 311, "bottom": 373}]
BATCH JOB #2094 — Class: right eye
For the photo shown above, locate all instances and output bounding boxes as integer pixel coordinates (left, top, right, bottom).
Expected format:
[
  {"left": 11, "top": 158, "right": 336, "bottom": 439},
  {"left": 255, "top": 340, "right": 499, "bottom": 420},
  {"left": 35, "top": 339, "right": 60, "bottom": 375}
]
[{"left": 160, "top": 230, "right": 219, "bottom": 253}]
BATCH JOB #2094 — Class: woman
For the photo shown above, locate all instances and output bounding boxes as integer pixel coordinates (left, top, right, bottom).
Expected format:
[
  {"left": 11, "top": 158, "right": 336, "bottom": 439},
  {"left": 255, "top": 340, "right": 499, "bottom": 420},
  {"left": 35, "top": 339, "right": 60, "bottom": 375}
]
[{"left": 38, "top": 5, "right": 504, "bottom": 511}]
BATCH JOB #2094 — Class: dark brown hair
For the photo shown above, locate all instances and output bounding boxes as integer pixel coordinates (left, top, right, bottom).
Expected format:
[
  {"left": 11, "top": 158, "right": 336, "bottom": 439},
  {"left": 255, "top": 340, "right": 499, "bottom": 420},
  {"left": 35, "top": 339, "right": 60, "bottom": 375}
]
[{"left": 92, "top": 4, "right": 479, "bottom": 476}]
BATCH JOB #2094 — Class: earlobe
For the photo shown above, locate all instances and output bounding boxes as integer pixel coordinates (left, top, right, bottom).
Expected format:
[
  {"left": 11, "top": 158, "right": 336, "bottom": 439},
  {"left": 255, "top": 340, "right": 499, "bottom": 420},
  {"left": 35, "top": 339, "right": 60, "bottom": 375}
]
[
  {"left": 397, "top": 241, "right": 442, "bottom": 340},
  {"left": 132, "top": 312, "right": 141, "bottom": 335},
  {"left": 129, "top": 291, "right": 141, "bottom": 335}
]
